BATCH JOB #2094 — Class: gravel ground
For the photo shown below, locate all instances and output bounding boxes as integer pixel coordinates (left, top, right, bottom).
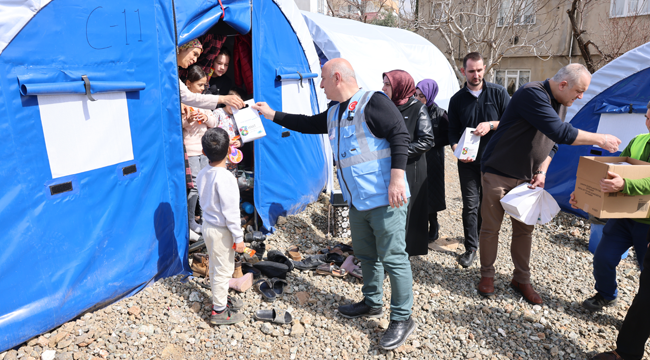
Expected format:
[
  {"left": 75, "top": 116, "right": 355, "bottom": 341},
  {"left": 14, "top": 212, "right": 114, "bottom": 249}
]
[{"left": 3, "top": 148, "right": 649, "bottom": 360}]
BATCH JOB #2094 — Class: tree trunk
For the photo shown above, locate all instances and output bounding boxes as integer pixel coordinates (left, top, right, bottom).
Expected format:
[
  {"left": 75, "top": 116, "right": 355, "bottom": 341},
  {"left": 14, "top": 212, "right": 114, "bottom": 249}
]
[{"left": 567, "top": 0, "right": 597, "bottom": 73}]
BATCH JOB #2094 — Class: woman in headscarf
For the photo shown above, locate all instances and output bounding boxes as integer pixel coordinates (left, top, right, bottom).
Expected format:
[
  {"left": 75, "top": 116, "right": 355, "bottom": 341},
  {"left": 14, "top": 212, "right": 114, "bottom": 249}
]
[
  {"left": 416, "top": 79, "right": 449, "bottom": 243},
  {"left": 382, "top": 70, "right": 434, "bottom": 257},
  {"left": 176, "top": 39, "right": 244, "bottom": 113}
]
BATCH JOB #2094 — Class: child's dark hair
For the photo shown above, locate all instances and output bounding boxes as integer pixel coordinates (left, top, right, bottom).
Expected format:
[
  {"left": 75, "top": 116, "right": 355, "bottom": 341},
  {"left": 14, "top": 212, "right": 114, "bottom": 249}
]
[
  {"left": 202, "top": 127, "right": 230, "bottom": 163},
  {"left": 216, "top": 47, "right": 231, "bottom": 61},
  {"left": 186, "top": 65, "right": 207, "bottom": 83}
]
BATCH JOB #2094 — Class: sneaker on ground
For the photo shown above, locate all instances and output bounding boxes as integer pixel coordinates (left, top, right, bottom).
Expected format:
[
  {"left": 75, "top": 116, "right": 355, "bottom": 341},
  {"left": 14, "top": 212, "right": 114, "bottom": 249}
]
[
  {"left": 582, "top": 293, "right": 617, "bottom": 311},
  {"left": 210, "top": 308, "right": 245, "bottom": 325},
  {"left": 227, "top": 295, "right": 244, "bottom": 311},
  {"left": 338, "top": 298, "right": 383, "bottom": 319},
  {"left": 379, "top": 317, "right": 417, "bottom": 350}
]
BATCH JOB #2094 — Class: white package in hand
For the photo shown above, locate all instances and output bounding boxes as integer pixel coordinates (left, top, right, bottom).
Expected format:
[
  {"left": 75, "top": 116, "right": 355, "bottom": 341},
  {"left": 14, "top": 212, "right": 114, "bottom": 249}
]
[
  {"left": 453, "top": 128, "right": 480, "bottom": 161},
  {"left": 232, "top": 99, "right": 267, "bottom": 143},
  {"left": 500, "top": 183, "right": 561, "bottom": 225}
]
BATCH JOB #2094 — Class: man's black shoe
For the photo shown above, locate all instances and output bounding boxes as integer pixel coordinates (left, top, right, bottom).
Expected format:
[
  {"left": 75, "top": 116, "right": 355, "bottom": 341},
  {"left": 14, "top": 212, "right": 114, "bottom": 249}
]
[
  {"left": 582, "top": 293, "right": 617, "bottom": 311},
  {"left": 338, "top": 298, "right": 383, "bottom": 318},
  {"left": 458, "top": 250, "right": 476, "bottom": 268},
  {"left": 379, "top": 317, "right": 417, "bottom": 350}
]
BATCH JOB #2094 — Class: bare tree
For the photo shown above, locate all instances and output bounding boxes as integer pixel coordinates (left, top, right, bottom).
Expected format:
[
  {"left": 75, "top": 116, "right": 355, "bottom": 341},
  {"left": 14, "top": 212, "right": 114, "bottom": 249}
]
[
  {"left": 568, "top": 0, "right": 650, "bottom": 72},
  {"left": 414, "top": 0, "right": 560, "bottom": 83},
  {"left": 327, "top": 0, "right": 395, "bottom": 23}
]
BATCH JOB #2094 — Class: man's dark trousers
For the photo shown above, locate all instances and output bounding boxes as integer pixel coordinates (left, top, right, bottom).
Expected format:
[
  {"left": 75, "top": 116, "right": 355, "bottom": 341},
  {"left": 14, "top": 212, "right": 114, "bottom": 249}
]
[
  {"left": 615, "top": 232, "right": 650, "bottom": 359},
  {"left": 457, "top": 160, "right": 482, "bottom": 252}
]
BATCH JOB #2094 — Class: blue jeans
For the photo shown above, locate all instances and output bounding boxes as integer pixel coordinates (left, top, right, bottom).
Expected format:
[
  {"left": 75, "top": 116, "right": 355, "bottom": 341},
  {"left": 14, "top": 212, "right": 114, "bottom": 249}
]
[
  {"left": 349, "top": 202, "right": 413, "bottom": 321},
  {"left": 593, "top": 219, "right": 649, "bottom": 300}
]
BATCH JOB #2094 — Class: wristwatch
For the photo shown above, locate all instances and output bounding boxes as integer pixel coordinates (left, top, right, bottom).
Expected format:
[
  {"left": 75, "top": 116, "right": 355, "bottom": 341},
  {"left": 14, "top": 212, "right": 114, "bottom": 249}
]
[
  {"left": 534, "top": 170, "right": 546, "bottom": 175},
  {"left": 489, "top": 122, "right": 494, "bottom": 130}
]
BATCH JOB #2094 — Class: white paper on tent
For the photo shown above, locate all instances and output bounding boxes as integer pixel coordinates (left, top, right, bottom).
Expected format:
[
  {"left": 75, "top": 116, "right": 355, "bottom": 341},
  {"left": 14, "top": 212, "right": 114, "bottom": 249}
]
[
  {"left": 232, "top": 99, "right": 266, "bottom": 143},
  {"left": 500, "top": 183, "right": 561, "bottom": 225},
  {"left": 453, "top": 128, "right": 480, "bottom": 161}
]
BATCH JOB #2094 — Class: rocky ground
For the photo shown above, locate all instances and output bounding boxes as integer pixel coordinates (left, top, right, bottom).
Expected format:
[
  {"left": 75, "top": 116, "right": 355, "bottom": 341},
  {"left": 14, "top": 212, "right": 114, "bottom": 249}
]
[{"left": 3, "top": 148, "right": 649, "bottom": 360}]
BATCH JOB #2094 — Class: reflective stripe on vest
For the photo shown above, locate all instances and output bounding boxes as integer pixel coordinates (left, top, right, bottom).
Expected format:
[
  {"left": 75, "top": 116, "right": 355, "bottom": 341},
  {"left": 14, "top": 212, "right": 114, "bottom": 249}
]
[{"left": 630, "top": 133, "right": 650, "bottom": 160}]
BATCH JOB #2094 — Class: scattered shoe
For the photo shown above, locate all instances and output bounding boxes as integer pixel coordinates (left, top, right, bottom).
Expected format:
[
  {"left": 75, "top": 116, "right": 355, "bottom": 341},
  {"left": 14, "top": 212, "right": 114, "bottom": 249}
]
[
  {"left": 253, "top": 261, "right": 290, "bottom": 279},
  {"left": 229, "top": 272, "right": 253, "bottom": 292},
  {"left": 242, "top": 252, "right": 260, "bottom": 264},
  {"left": 333, "top": 243, "right": 354, "bottom": 254},
  {"left": 511, "top": 280, "right": 543, "bottom": 304},
  {"left": 241, "top": 262, "right": 261, "bottom": 279},
  {"left": 478, "top": 277, "right": 494, "bottom": 297},
  {"left": 324, "top": 252, "right": 346, "bottom": 266},
  {"left": 266, "top": 250, "right": 294, "bottom": 272},
  {"left": 337, "top": 298, "right": 383, "bottom": 319},
  {"left": 190, "top": 253, "right": 209, "bottom": 277},
  {"left": 254, "top": 278, "right": 277, "bottom": 302},
  {"left": 245, "top": 231, "right": 266, "bottom": 243},
  {"left": 582, "top": 293, "right": 618, "bottom": 312},
  {"left": 210, "top": 307, "right": 245, "bottom": 325},
  {"left": 253, "top": 309, "right": 292, "bottom": 324},
  {"left": 340, "top": 255, "right": 362, "bottom": 279},
  {"left": 232, "top": 255, "right": 243, "bottom": 278},
  {"left": 270, "top": 278, "right": 289, "bottom": 296},
  {"left": 458, "top": 250, "right": 476, "bottom": 268},
  {"left": 590, "top": 351, "right": 623, "bottom": 360},
  {"left": 287, "top": 245, "right": 302, "bottom": 261},
  {"left": 379, "top": 317, "right": 417, "bottom": 350},
  {"left": 227, "top": 295, "right": 244, "bottom": 311},
  {"left": 316, "top": 262, "right": 347, "bottom": 277},
  {"left": 251, "top": 241, "right": 266, "bottom": 260},
  {"left": 292, "top": 254, "right": 326, "bottom": 271}
]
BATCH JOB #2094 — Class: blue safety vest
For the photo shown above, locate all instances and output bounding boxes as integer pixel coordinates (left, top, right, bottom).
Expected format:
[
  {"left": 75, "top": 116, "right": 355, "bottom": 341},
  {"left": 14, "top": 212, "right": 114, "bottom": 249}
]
[{"left": 327, "top": 90, "right": 410, "bottom": 211}]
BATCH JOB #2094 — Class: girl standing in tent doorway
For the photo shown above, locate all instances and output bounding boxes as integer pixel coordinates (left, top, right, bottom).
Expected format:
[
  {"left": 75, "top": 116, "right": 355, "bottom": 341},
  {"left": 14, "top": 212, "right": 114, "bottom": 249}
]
[
  {"left": 208, "top": 48, "right": 233, "bottom": 96},
  {"left": 182, "top": 65, "right": 217, "bottom": 235}
]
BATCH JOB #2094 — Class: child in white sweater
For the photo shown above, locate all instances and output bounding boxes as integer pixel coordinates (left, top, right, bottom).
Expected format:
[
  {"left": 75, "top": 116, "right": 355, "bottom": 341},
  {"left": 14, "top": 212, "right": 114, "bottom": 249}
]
[{"left": 196, "top": 127, "right": 246, "bottom": 325}]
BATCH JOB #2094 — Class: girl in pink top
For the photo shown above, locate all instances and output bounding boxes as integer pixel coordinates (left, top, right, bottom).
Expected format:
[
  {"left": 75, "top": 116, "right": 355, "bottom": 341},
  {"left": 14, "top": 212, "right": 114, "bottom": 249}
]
[{"left": 182, "top": 65, "right": 217, "bottom": 234}]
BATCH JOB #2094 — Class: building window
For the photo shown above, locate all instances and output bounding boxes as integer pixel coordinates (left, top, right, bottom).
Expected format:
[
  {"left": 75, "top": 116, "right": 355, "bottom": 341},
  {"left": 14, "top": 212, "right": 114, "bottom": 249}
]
[
  {"left": 495, "top": 70, "right": 530, "bottom": 96},
  {"left": 498, "top": 0, "right": 536, "bottom": 26},
  {"left": 610, "top": 0, "right": 650, "bottom": 17}
]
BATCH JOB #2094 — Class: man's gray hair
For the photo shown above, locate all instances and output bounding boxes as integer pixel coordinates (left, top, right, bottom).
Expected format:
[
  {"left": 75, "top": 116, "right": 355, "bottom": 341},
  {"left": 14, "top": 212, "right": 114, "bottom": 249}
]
[
  {"left": 329, "top": 62, "right": 356, "bottom": 81},
  {"left": 552, "top": 63, "right": 591, "bottom": 86}
]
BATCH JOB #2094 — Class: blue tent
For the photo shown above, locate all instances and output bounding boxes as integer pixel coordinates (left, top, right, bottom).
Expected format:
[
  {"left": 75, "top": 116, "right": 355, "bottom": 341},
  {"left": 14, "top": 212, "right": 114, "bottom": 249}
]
[
  {"left": 545, "top": 42, "right": 650, "bottom": 217},
  {"left": 0, "top": 0, "right": 327, "bottom": 351}
]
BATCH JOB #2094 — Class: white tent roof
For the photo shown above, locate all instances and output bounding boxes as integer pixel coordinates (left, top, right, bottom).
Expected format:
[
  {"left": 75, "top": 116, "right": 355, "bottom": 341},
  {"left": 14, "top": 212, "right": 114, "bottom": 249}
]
[
  {"left": 301, "top": 11, "right": 459, "bottom": 110},
  {"left": 566, "top": 41, "right": 650, "bottom": 123},
  {"left": 0, "top": 0, "right": 52, "bottom": 55}
]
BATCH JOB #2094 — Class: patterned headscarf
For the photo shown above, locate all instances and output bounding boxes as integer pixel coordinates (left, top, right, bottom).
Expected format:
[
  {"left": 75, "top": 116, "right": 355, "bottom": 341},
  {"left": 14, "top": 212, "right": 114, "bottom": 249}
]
[
  {"left": 383, "top": 70, "right": 416, "bottom": 107},
  {"left": 416, "top": 79, "right": 439, "bottom": 108},
  {"left": 179, "top": 39, "right": 203, "bottom": 52}
]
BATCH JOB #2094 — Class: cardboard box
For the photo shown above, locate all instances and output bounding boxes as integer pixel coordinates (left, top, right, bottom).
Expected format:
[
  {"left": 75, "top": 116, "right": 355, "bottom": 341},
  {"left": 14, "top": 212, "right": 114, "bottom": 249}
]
[{"left": 573, "top": 156, "right": 650, "bottom": 218}]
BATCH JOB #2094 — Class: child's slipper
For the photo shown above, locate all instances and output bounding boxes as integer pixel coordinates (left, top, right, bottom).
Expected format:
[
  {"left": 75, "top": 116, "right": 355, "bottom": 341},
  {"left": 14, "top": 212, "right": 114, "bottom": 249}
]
[
  {"left": 229, "top": 272, "right": 253, "bottom": 292},
  {"left": 316, "top": 262, "right": 347, "bottom": 277},
  {"left": 253, "top": 309, "right": 292, "bottom": 324},
  {"left": 254, "top": 279, "right": 277, "bottom": 302},
  {"left": 340, "top": 255, "right": 362, "bottom": 279},
  {"left": 287, "top": 245, "right": 302, "bottom": 261}
]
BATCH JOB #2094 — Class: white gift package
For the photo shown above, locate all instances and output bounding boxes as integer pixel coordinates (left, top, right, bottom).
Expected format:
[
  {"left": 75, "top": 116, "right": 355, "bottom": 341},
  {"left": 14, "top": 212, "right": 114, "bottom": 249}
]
[
  {"left": 232, "top": 99, "right": 267, "bottom": 143},
  {"left": 453, "top": 128, "right": 480, "bottom": 161},
  {"left": 500, "top": 183, "right": 561, "bottom": 225}
]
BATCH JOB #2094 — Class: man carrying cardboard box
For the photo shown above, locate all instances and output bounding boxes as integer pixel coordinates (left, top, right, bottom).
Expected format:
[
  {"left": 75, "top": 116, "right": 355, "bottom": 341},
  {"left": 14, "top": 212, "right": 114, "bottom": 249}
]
[
  {"left": 569, "top": 101, "right": 650, "bottom": 314},
  {"left": 477, "top": 64, "right": 621, "bottom": 304}
]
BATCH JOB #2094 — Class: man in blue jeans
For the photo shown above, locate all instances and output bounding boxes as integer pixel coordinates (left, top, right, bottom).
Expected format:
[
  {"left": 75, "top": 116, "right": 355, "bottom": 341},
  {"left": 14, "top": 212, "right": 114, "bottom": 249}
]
[
  {"left": 571, "top": 101, "right": 650, "bottom": 311},
  {"left": 253, "top": 58, "right": 415, "bottom": 350}
]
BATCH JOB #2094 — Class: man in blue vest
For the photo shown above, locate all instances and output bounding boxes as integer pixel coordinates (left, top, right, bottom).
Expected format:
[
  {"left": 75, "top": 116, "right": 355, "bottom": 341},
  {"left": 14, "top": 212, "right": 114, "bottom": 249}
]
[{"left": 253, "top": 58, "right": 415, "bottom": 350}]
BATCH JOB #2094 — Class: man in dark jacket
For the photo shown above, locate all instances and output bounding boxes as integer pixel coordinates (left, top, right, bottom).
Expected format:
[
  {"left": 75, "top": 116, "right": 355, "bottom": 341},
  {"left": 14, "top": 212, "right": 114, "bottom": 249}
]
[
  {"left": 477, "top": 63, "right": 621, "bottom": 304},
  {"left": 448, "top": 52, "right": 510, "bottom": 268}
]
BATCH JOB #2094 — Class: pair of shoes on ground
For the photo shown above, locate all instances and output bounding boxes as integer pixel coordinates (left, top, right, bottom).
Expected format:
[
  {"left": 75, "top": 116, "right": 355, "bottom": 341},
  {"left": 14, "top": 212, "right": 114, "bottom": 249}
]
[
  {"left": 255, "top": 278, "right": 289, "bottom": 302},
  {"left": 478, "top": 277, "right": 543, "bottom": 304},
  {"left": 338, "top": 298, "right": 416, "bottom": 350},
  {"left": 582, "top": 293, "right": 618, "bottom": 311},
  {"left": 253, "top": 308, "right": 292, "bottom": 324},
  {"left": 210, "top": 295, "right": 245, "bottom": 325}
]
